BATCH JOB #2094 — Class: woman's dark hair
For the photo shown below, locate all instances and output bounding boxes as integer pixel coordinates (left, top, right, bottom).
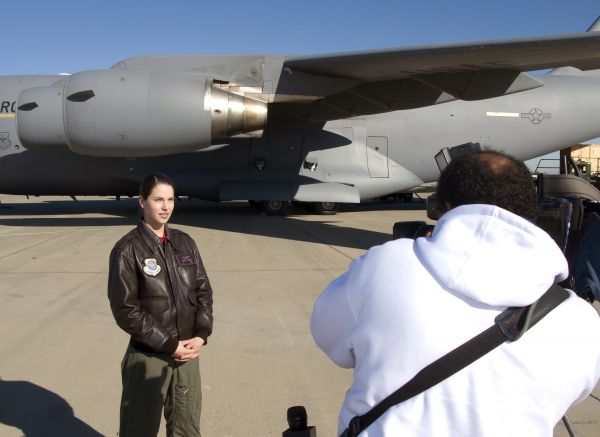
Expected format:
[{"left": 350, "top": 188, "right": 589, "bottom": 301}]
[
  {"left": 437, "top": 150, "right": 538, "bottom": 220},
  {"left": 139, "top": 173, "right": 175, "bottom": 199}
]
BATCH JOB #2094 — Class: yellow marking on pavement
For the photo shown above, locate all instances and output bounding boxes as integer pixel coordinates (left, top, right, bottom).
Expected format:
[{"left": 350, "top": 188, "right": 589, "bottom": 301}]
[{"left": 0, "top": 114, "right": 15, "bottom": 118}]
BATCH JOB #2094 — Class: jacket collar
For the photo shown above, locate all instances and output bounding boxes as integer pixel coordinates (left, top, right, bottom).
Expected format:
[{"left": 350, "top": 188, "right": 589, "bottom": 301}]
[{"left": 136, "top": 221, "right": 173, "bottom": 251}]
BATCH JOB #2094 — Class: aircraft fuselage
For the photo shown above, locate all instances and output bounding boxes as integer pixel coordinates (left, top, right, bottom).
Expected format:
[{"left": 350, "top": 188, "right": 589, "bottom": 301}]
[{"left": 0, "top": 73, "right": 599, "bottom": 201}]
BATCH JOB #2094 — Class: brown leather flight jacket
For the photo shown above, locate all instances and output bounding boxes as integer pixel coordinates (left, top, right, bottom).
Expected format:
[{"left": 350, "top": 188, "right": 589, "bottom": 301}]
[{"left": 108, "top": 223, "right": 213, "bottom": 355}]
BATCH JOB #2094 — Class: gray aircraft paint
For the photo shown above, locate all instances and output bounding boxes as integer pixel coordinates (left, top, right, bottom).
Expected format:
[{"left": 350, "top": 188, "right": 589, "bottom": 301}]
[
  {"left": 1, "top": 73, "right": 600, "bottom": 200},
  {"left": 2, "top": 25, "right": 600, "bottom": 203}
]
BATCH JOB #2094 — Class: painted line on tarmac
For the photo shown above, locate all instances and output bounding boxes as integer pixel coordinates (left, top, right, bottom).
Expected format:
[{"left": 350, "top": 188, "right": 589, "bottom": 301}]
[
  {"left": 284, "top": 219, "right": 355, "bottom": 261},
  {"left": 0, "top": 232, "right": 75, "bottom": 261},
  {"left": 0, "top": 228, "right": 101, "bottom": 237},
  {"left": 0, "top": 271, "right": 106, "bottom": 274}
]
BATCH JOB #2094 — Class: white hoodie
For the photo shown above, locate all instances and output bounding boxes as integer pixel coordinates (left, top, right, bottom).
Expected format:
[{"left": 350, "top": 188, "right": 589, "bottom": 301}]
[{"left": 311, "top": 204, "right": 600, "bottom": 436}]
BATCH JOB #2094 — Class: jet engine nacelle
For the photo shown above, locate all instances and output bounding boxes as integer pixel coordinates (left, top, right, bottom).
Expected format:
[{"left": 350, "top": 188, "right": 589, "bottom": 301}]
[
  {"left": 16, "top": 70, "right": 267, "bottom": 157},
  {"left": 16, "top": 81, "right": 68, "bottom": 152}
]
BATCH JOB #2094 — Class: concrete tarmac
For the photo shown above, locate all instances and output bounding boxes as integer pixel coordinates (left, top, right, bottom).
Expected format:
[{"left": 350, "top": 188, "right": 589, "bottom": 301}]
[{"left": 0, "top": 196, "right": 597, "bottom": 437}]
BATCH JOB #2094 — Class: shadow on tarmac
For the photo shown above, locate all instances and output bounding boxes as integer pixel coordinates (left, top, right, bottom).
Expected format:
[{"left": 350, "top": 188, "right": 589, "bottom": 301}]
[
  {"left": 0, "top": 379, "right": 103, "bottom": 437},
  {"left": 0, "top": 198, "right": 426, "bottom": 250}
]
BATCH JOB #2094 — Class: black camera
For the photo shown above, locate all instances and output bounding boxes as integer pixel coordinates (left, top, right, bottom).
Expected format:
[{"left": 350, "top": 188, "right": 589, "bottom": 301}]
[
  {"left": 392, "top": 145, "right": 600, "bottom": 303},
  {"left": 392, "top": 221, "right": 435, "bottom": 239},
  {"left": 282, "top": 406, "right": 317, "bottom": 437}
]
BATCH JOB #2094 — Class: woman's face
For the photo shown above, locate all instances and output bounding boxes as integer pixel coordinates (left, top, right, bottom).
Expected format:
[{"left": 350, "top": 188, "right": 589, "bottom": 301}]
[{"left": 139, "top": 183, "right": 175, "bottom": 229}]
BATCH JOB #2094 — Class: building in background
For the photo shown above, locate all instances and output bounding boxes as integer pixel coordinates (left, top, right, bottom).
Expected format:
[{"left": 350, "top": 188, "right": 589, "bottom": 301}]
[
  {"left": 570, "top": 143, "right": 600, "bottom": 176},
  {"left": 527, "top": 137, "right": 600, "bottom": 176}
]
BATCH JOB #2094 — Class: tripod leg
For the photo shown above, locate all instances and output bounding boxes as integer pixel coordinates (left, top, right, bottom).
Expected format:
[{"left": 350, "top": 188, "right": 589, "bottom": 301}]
[{"left": 562, "top": 415, "right": 578, "bottom": 437}]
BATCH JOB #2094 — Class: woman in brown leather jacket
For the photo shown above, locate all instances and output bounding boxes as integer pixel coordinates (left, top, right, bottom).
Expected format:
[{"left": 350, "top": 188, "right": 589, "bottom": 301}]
[{"left": 108, "top": 173, "right": 213, "bottom": 437}]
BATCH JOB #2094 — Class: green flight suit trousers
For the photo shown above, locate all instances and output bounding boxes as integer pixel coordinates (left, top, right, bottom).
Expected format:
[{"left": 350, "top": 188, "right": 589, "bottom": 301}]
[{"left": 119, "top": 345, "right": 201, "bottom": 437}]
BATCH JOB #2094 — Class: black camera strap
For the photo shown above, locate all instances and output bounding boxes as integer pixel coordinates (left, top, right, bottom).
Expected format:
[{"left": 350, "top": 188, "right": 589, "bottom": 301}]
[{"left": 340, "top": 284, "right": 569, "bottom": 437}]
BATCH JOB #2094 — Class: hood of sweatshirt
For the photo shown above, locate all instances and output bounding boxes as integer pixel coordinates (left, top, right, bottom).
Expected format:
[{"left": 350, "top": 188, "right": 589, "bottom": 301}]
[{"left": 415, "top": 204, "right": 568, "bottom": 307}]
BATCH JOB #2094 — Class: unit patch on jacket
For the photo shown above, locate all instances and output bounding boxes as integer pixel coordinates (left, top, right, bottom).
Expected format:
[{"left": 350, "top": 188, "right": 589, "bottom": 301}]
[
  {"left": 176, "top": 254, "right": 195, "bottom": 266},
  {"left": 143, "top": 258, "right": 162, "bottom": 276}
]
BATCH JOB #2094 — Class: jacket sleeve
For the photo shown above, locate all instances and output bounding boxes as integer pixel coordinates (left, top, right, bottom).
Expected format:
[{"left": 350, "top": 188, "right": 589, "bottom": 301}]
[
  {"left": 108, "top": 244, "right": 178, "bottom": 355},
  {"left": 310, "top": 259, "right": 363, "bottom": 369},
  {"left": 192, "top": 244, "right": 214, "bottom": 343}
]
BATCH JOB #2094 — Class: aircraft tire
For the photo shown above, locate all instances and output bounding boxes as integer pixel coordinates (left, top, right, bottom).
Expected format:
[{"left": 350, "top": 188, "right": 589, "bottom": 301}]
[
  {"left": 311, "top": 202, "right": 339, "bottom": 215},
  {"left": 261, "top": 200, "right": 290, "bottom": 215},
  {"left": 248, "top": 200, "right": 262, "bottom": 212}
]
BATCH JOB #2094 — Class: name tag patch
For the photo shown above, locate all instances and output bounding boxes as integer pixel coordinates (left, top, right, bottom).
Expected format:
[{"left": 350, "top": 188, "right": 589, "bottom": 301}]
[
  {"left": 176, "top": 254, "right": 195, "bottom": 266},
  {"left": 143, "top": 258, "right": 161, "bottom": 276}
]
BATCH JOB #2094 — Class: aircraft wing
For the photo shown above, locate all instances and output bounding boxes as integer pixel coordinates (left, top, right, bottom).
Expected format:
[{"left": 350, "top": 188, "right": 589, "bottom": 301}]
[
  {"left": 273, "top": 32, "right": 600, "bottom": 121},
  {"left": 14, "top": 29, "right": 600, "bottom": 158}
]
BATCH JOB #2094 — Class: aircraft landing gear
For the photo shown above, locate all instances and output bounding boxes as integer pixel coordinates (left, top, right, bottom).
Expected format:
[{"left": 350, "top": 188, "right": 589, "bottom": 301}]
[
  {"left": 249, "top": 200, "right": 339, "bottom": 215},
  {"left": 309, "top": 201, "right": 339, "bottom": 215},
  {"left": 293, "top": 201, "right": 340, "bottom": 214},
  {"left": 248, "top": 200, "right": 262, "bottom": 212},
  {"left": 260, "top": 200, "right": 290, "bottom": 215}
]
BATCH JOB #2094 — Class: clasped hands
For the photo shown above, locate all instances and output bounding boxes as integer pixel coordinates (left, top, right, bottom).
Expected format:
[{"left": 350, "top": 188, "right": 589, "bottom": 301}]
[{"left": 172, "top": 337, "right": 204, "bottom": 362}]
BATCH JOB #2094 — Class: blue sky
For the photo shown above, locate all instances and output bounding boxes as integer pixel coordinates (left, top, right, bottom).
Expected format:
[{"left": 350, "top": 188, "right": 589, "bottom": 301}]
[
  {"left": 3, "top": 1, "right": 599, "bottom": 162},
  {"left": 3, "top": 1, "right": 600, "bottom": 75}
]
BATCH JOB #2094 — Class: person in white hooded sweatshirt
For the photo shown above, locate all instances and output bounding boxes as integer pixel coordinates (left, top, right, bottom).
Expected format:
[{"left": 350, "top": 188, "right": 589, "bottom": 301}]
[{"left": 311, "top": 151, "right": 600, "bottom": 437}]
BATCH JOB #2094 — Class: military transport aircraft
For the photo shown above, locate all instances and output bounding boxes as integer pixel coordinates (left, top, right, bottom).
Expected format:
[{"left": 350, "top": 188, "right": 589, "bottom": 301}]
[{"left": 2, "top": 19, "right": 600, "bottom": 214}]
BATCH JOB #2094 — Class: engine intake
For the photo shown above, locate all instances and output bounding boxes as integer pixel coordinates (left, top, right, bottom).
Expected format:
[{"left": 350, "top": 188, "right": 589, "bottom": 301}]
[
  {"left": 16, "top": 70, "right": 267, "bottom": 157},
  {"left": 16, "top": 80, "right": 69, "bottom": 152}
]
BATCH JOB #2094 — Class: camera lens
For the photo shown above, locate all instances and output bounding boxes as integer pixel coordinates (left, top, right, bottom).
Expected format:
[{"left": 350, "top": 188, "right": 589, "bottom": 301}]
[{"left": 287, "top": 406, "right": 308, "bottom": 430}]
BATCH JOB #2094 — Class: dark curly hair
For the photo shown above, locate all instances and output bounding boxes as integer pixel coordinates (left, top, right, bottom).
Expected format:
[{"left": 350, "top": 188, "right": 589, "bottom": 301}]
[{"left": 437, "top": 151, "right": 537, "bottom": 220}]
